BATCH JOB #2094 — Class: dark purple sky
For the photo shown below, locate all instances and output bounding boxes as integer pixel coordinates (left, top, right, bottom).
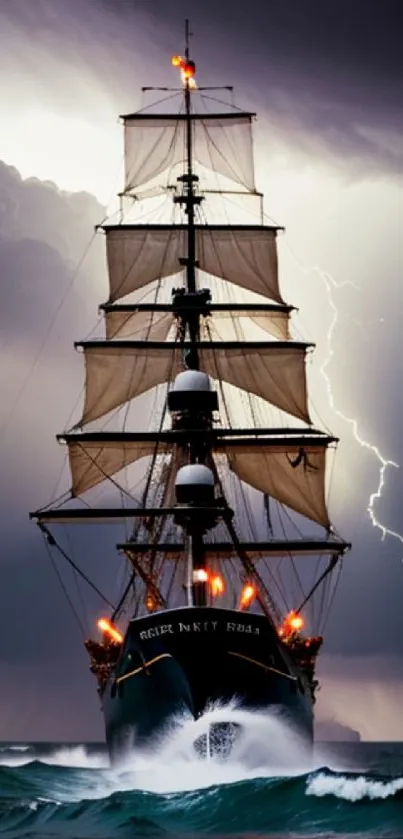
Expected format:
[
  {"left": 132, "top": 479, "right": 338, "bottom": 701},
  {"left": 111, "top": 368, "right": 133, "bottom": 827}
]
[{"left": 0, "top": 0, "right": 402, "bottom": 741}]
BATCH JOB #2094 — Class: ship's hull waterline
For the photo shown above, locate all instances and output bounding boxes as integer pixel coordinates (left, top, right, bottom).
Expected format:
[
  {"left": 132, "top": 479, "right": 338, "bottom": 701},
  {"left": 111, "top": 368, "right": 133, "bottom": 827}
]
[{"left": 102, "top": 606, "right": 313, "bottom": 761}]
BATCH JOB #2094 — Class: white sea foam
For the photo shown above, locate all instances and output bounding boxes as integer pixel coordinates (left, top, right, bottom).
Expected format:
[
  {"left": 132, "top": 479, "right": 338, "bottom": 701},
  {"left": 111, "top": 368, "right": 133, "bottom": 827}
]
[
  {"left": 40, "top": 745, "right": 108, "bottom": 770},
  {"left": 0, "top": 754, "right": 33, "bottom": 767},
  {"left": 105, "top": 702, "right": 312, "bottom": 795},
  {"left": 6, "top": 745, "right": 30, "bottom": 752},
  {"left": 307, "top": 771, "right": 403, "bottom": 801},
  {"left": 0, "top": 744, "right": 107, "bottom": 770}
]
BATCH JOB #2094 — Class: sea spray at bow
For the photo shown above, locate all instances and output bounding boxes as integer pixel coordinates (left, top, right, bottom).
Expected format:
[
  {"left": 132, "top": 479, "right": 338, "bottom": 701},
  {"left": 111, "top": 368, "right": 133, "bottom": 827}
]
[
  {"left": 111, "top": 703, "right": 312, "bottom": 791},
  {"left": 1, "top": 708, "right": 403, "bottom": 837}
]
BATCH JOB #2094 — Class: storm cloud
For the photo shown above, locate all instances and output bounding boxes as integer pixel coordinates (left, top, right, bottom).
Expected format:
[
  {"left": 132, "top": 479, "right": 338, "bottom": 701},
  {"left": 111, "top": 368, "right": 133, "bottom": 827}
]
[
  {"left": 1, "top": 0, "right": 401, "bottom": 183},
  {"left": 0, "top": 0, "right": 402, "bottom": 740}
]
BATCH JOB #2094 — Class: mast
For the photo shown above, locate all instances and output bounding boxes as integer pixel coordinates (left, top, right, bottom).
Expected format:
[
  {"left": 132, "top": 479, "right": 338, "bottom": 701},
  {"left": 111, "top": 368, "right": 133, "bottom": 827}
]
[
  {"left": 177, "top": 21, "right": 208, "bottom": 604},
  {"left": 184, "top": 19, "right": 196, "bottom": 297}
]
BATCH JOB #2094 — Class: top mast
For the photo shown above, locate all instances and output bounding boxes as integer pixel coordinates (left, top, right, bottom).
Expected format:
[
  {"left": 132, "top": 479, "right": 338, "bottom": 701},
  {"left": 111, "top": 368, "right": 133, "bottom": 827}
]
[
  {"left": 184, "top": 19, "right": 196, "bottom": 296},
  {"left": 172, "top": 22, "right": 203, "bottom": 356}
]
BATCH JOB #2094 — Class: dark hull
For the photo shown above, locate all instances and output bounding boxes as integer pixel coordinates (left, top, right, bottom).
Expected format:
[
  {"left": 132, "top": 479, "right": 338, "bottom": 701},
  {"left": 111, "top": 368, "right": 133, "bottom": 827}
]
[{"left": 102, "top": 606, "right": 313, "bottom": 762}]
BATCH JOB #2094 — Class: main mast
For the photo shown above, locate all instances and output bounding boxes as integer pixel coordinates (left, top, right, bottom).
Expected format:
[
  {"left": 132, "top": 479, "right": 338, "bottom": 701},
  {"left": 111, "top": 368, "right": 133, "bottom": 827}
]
[{"left": 173, "top": 23, "right": 211, "bottom": 606}]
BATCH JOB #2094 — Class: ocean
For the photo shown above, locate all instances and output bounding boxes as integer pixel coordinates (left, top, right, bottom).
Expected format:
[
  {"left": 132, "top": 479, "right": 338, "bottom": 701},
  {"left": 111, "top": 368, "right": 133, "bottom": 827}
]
[{"left": 0, "top": 707, "right": 402, "bottom": 839}]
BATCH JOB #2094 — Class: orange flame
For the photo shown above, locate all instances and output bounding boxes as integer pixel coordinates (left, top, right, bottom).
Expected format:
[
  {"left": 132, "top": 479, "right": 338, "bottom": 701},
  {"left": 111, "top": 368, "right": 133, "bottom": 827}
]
[
  {"left": 172, "top": 55, "right": 197, "bottom": 87},
  {"left": 145, "top": 594, "right": 157, "bottom": 612},
  {"left": 289, "top": 613, "right": 304, "bottom": 631},
  {"left": 239, "top": 583, "right": 256, "bottom": 610},
  {"left": 210, "top": 573, "right": 225, "bottom": 597},
  {"left": 97, "top": 618, "right": 123, "bottom": 644},
  {"left": 280, "top": 611, "right": 305, "bottom": 637},
  {"left": 182, "top": 62, "right": 196, "bottom": 79}
]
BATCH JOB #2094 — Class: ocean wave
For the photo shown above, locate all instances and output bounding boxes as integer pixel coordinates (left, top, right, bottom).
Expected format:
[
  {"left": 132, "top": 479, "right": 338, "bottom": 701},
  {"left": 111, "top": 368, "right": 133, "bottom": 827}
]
[
  {"left": 1, "top": 710, "right": 403, "bottom": 836},
  {"left": 307, "top": 769, "right": 403, "bottom": 802},
  {"left": 1, "top": 767, "right": 403, "bottom": 838}
]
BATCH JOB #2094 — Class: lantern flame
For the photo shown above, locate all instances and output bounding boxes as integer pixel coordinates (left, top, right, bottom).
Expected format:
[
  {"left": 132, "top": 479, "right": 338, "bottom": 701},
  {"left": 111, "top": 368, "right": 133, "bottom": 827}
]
[
  {"left": 97, "top": 618, "right": 123, "bottom": 644},
  {"left": 280, "top": 611, "right": 305, "bottom": 637},
  {"left": 210, "top": 573, "right": 225, "bottom": 597},
  {"left": 239, "top": 583, "right": 256, "bottom": 610},
  {"left": 289, "top": 614, "right": 304, "bottom": 631},
  {"left": 145, "top": 594, "right": 157, "bottom": 612}
]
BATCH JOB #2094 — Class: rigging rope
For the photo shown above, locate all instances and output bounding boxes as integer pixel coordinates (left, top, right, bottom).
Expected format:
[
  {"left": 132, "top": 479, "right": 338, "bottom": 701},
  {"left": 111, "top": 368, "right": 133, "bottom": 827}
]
[
  {"left": 38, "top": 523, "right": 116, "bottom": 610},
  {"left": 296, "top": 554, "right": 339, "bottom": 616},
  {"left": 42, "top": 533, "right": 85, "bottom": 636}
]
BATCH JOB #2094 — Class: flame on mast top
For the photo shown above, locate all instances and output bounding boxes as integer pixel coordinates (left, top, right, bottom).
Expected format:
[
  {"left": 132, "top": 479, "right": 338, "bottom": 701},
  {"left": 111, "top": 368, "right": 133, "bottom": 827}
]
[{"left": 172, "top": 54, "right": 197, "bottom": 88}]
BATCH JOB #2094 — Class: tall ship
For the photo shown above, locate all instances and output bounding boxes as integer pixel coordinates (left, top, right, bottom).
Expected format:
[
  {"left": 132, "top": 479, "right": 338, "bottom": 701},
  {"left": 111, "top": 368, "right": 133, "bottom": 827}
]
[{"left": 31, "top": 26, "right": 350, "bottom": 761}]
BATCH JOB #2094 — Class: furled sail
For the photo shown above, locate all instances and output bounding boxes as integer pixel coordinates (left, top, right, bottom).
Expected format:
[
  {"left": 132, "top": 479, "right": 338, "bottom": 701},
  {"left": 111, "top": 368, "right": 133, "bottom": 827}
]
[
  {"left": 62, "top": 434, "right": 330, "bottom": 527},
  {"left": 103, "top": 225, "right": 282, "bottom": 304},
  {"left": 76, "top": 341, "right": 311, "bottom": 426},
  {"left": 122, "top": 113, "right": 256, "bottom": 192}
]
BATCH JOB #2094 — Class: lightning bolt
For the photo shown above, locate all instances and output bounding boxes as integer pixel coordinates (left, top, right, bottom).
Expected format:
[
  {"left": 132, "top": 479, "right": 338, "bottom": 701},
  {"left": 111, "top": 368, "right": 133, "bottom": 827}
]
[{"left": 287, "top": 246, "right": 402, "bottom": 548}]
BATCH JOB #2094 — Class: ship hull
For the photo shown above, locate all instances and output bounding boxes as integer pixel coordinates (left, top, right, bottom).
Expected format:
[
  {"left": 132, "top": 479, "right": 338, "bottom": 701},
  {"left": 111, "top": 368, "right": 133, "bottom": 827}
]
[{"left": 102, "top": 606, "right": 313, "bottom": 763}]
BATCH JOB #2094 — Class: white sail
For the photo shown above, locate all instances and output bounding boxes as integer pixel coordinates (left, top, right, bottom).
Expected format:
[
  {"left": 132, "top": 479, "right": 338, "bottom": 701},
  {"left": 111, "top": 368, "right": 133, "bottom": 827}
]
[
  {"left": 104, "top": 307, "right": 290, "bottom": 341},
  {"left": 64, "top": 435, "right": 330, "bottom": 527},
  {"left": 67, "top": 438, "right": 169, "bottom": 496},
  {"left": 220, "top": 442, "right": 330, "bottom": 528},
  {"left": 203, "top": 309, "right": 290, "bottom": 341},
  {"left": 78, "top": 342, "right": 310, "bottom": 426},
  {"left": 104, "top": 309, "right": 174, "bottom": 341},
  {"left": 123, "top": 113, "right": 255, "bottom": 192},
  {"left": 104, "top": 225, "right": 282, "bottom": 304}
]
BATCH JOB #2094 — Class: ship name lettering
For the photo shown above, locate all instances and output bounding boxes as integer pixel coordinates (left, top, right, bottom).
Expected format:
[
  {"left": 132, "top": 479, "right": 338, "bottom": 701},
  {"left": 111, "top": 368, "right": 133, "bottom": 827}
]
[
  {"left": 139, "top": 620, "right": 258, "bottom": 640},
  {"left": 227, "top": 621, "right": 259, "bottom": 635},
  {"left": 159, "top": 624, "right": 174, "bottom": 635},
  {"left": 139, "top": 623, "right": 173, "bottom": 640}
]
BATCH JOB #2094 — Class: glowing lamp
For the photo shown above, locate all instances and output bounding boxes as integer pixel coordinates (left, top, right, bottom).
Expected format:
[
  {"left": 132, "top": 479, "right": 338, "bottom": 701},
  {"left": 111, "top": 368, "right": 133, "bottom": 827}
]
[
  {"left": 210, "top": 573, "right": 225, "bottom": 597},
  {"left": 97, "top": 618, "right": 123, "bottom": 644},
  {"left": 239, "top": 583, "right": 256, "bottom": 610},
  {"left": 280, "top": 611, "right": 305, "bottom": 637},
  {"left": 289, "top": 614, "right": 304, "bottom": 631},
  {"left": 145, "top": 594, "right": 157, "bottom": 612},
  {"left": 193, "top": 568, "right": 209, "bottom": 583}
]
